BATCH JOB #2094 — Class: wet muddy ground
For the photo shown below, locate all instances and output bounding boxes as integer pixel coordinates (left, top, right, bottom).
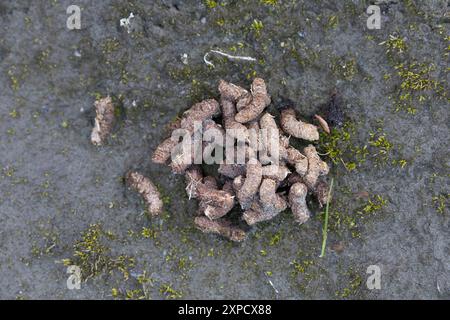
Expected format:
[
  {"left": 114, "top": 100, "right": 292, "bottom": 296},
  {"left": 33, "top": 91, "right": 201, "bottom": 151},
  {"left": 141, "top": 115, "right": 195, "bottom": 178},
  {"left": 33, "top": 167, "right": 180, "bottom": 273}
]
[{"left": 0, "top": 0, "right": 448, "bottom": 299}]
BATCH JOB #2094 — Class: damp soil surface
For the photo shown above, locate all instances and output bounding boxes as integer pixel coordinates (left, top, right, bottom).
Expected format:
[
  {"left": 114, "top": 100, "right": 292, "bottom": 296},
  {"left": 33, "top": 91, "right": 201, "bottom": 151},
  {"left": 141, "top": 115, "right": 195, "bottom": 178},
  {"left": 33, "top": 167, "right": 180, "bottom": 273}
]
[{"left": 0, "top": 0, "right": 449, "bottom": 299}]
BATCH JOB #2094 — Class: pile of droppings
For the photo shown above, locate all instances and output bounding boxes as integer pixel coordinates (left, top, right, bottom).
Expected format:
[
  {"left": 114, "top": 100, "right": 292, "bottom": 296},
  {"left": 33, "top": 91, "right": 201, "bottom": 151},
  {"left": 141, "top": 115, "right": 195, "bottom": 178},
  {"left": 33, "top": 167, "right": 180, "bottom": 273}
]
[{"left": 134, "top": 78, "right": 331, "bottom": 242}]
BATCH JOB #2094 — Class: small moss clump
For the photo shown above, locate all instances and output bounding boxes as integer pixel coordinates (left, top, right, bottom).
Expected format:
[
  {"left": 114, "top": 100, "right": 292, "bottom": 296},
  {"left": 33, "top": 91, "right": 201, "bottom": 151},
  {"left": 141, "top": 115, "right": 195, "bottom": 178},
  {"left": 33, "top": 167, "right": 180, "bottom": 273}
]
[
  {"left": 141, "top": 226, "right": 158, "bottom": 239},
  {"left": 396, "top": 62, "right": 439, "bottom": 89},
  {"left": 444, "top": 35, "right": 450, "bottom": 58},
  {"left": 2, "top": 166, "right": 16, "bottom": 177},
  {"left": 380, "top": 33, "right": 448, "bottom": 114},
  {"left": 36, "top": 48, "right": 52, "bottom": 69},
  {"left": 160, "top": 284, "right": 183, "bottom": 299},
  {"left": 336, "top": 268, "right": 362, "bottom": 299},
  {"left": 381, "top": 33, "right": 447, "bottom": 114},
  {"left": 380, "top": 35, "right": 407, "bottom": 55},
  {"left": 63, "top": 224, "right": 135, "bottom": 281},
  {"left": 368, "top": 131, "right": 393, "bottom": 165},
  {"left": 101, "top": 38, "right": 121, "bottom": 54},
  {"left": 110, "top": 271, "right": 154, "bottom": 300},
  {"left": 7, "top": 67, "right": 21, "bottom": 91},
  {"left": 321, "top": 193, "right": 387, "bottom": 239},
  {"left": 250, "top": 19, "right": 264, "bottom": 37},
  {"left": 61, "top": 120, "right": 69, "bottom": 128},
  {"left": 325, "top": 15, "right": 339, "bottom": 30},
  {"left": 392, "top": 158, "right": 408, "bottom": 168},
  {"left": 432, "top": 194, "right": 449, "bottom": 214},
  {"left": 268, "top": 231, "right": 282, "bottom": 246},
  {"left": 357, "top": 194, "right": 387, "bottom": 216},
  {"left": 320, "top": 119, "right": 403, "bottom": 171},
  {"left": 204, "top": 0, "right": 218, "bottom": 9},
  {"left": 331, "top": 57, "right": 357, "bottom": 81},
  {"left": 9, "top": 109, "right": 20, "bottom": 119},
  {"left": 291, "top": 259, "right": 314, "bottom": 275},
  {"left": 289, "top": 250, "right": 324, "bottom": 294},
  {"left": 260, "top": 0, "right": 278, "bottom": 5},
  {"left": 318, "top": 123, "right": 366, "bottom": 171}
]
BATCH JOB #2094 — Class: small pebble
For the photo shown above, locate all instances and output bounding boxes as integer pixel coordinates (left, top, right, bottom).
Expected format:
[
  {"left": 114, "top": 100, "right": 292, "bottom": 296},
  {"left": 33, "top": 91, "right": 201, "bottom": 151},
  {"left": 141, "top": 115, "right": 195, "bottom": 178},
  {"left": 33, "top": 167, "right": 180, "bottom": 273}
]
[{"left": 181, "top": 53, "right": 188, "bottom": 65}]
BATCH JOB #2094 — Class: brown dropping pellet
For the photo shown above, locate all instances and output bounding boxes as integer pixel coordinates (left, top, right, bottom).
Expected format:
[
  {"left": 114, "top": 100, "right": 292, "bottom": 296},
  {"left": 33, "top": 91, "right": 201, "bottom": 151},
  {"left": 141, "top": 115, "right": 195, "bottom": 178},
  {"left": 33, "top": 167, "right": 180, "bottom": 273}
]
[
  {"left": 126, "top": 171, "right": 163, "bottom": 216},
  {"left": 280, "top": 107, "right": 319, "bottom": 141},
  {"left": 194, "top": 216, "right": 247, "bottom": 242},
  {"left": 237, "top": 159, "right": 262, "bottom": 209},
  {"left": 235, "top": 78, "right": 271, "bottom": 124},
  {"left": 289, "top": 182, "right": 310, "bottom": 225},
  {"left": 91, "top": 96, "right": 115, "bottom": 146},
  {"left": 315, "top": 180, "right": 331, "bottom": 208},
  {"left": 259, "top": 178, "right": 287, "bottom": 216},
  {"left": 303, "top": 144, "right": 329, "bottom": 189}
]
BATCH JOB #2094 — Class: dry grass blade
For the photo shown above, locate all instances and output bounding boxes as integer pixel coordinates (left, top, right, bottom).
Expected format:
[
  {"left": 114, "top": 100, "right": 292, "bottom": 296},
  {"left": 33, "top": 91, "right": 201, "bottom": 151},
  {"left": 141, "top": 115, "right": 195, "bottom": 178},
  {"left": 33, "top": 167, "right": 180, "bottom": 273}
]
[{"left": 319, "top": 178, "right": 334, "bottom": 258}]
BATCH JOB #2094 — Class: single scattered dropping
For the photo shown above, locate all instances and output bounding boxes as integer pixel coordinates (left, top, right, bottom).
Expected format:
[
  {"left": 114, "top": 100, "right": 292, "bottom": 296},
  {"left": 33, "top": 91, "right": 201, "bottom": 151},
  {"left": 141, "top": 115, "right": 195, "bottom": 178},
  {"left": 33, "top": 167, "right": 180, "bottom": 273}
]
[
  {"left": 126, "top": 171, "right": 163, "bottom": 216},
  {"left": 91, "top": 96, "right": 115, "bottom": 146}
]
